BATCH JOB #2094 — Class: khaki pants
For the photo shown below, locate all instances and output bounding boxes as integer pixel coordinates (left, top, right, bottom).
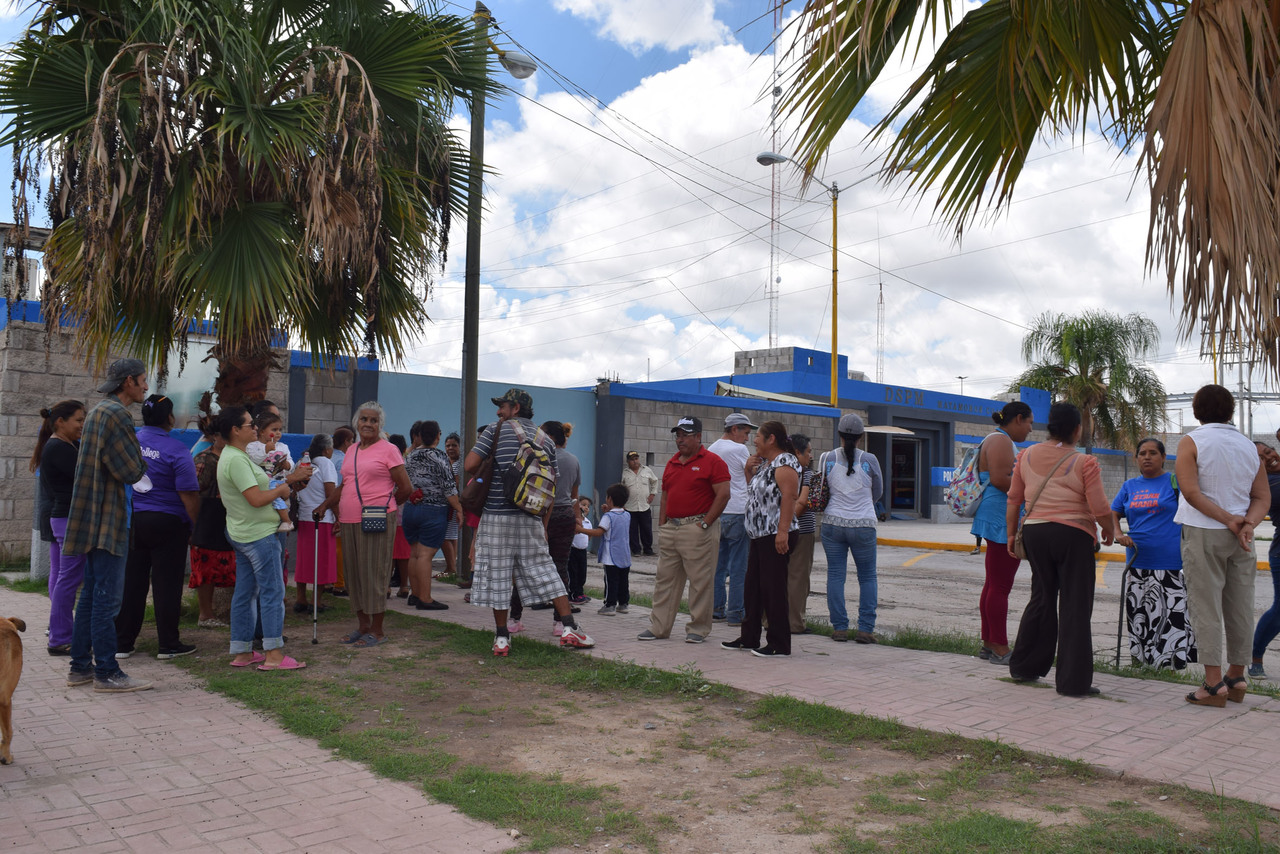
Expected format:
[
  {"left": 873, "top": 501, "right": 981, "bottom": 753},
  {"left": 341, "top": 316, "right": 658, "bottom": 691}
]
[
  {"left": 788, "top": 532, "right": 816, "bottom": 632},
  {"left": 1181, "top": 526, "right": 1255, "bottom": 667},
  {"left": 649, "top": 519, "right": 720, "bottom": 639}
]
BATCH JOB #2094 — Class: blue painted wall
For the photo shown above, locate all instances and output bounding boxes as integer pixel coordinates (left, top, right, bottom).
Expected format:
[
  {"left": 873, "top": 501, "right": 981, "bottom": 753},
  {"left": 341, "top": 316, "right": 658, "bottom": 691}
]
[{"left": 376, "top": 372, "right": 599, "bottom": 502}]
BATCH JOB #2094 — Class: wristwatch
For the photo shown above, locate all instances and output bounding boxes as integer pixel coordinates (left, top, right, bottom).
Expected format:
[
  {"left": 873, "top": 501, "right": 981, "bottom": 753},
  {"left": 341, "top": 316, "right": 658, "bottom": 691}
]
[{"left": 698, "top": 521, "right": 710, "bottom": 530}]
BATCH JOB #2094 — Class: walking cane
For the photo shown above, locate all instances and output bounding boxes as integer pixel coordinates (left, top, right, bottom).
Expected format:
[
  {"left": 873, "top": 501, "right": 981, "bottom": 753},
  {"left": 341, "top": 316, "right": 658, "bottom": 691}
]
[
  {"left": 1115, "top": 544, "right": 1136, "bottom": 668},
  {"left": 311, "top": 520, "right": 321, "bottom": 645}
]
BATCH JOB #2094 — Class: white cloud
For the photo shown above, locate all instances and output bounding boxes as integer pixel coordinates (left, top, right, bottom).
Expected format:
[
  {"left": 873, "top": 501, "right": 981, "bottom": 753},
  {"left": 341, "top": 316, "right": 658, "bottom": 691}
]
[
  {"left": 552, "top": 0, "right": 730, "bottom": 53},
  {"left": 400, "top": 6, "right": 1246, "bottom": 438}
]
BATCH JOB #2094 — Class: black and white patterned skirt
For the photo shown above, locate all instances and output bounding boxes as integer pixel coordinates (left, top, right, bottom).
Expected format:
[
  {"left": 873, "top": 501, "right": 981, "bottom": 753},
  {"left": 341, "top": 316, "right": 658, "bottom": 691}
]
[{"left": 1124, "top": 567, "right": 1198, "bottom": 670}]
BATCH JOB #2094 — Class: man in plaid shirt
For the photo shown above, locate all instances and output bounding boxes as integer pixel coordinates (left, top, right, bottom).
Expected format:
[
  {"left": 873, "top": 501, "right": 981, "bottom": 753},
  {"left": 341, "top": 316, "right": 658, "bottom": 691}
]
[{"left": 64, "top": 358, "right": 152, "bottom": 693}]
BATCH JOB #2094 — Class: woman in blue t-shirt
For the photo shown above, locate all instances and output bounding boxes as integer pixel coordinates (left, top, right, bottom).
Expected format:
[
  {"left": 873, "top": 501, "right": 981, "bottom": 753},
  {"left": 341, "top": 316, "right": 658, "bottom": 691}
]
[{"left": 1111, "top": 438, "right": 1196, "bottom": 670}]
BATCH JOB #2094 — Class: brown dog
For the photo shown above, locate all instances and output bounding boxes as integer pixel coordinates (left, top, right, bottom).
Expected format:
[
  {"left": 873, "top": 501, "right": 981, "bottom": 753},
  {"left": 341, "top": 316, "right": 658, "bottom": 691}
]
[{"left": 0, "top": 616, "right": 25, "bottom": 765}]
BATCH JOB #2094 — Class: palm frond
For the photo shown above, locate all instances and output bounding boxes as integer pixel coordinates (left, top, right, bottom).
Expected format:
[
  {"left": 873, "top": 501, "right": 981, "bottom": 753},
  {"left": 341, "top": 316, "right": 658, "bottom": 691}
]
[{"left": 1143, "top": 0, "right": 1280, "bottom": 378}]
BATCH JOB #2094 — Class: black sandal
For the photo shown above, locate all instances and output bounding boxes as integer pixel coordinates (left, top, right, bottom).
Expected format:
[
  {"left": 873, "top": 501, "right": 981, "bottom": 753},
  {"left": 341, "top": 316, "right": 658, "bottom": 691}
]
[
  {"left": 1224, "top": 675, "right": 1248, "bottom": 703},
  {"left": 1185, "top": 680, "right": 1227, "bottom": 708}
]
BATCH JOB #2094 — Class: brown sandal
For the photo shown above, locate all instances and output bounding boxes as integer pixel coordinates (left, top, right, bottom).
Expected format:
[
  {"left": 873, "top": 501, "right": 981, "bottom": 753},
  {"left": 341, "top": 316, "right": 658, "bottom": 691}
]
[
  {"left": 1185, "top": 680, "right": 1227, "bottom": 708},
  {"left": 1224, "top": 675, "right": 1248, "bottom": 703}
]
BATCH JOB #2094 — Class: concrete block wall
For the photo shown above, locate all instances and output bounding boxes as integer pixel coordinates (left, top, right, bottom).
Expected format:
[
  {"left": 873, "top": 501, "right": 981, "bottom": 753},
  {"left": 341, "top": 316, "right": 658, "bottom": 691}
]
[
  {"left": 617, "top": 396, "right": 841, "bottom": 505},
  {"left": 299, "top": 364, "right": 358, "bottom": 434},
  {"left": 0, "top": 322, "right": 136, "bottom": 558},
  {"left": 734, "top": 348, "right": 795, "bottom": 375},
  {"left": 0, "top": 320, "right": 290, "bottom": 559}
]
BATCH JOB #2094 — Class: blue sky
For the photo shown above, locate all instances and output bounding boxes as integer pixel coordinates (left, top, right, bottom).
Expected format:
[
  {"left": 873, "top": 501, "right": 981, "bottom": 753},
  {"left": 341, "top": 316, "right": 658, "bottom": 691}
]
[{"left": 0, "top": 1, "right": 1257, "bottom": 434}]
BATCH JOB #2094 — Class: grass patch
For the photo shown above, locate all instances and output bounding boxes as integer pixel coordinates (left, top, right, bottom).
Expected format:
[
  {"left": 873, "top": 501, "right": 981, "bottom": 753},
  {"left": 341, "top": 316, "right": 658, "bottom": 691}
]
[
  {"left": 1095, "top": 659, "right": 1280, "bottom": 700},
  {"left": 751, "top": 694, "right": 1094, "bottom": 775},
  {"left": 0, "top": 572, "right": 49, "bottom": 595},
  {"left": 585, "top": 586, "right": 688, "bottom": 615},
  {"left": 884, "top": 626, "right": 984, "bottom": 657}
]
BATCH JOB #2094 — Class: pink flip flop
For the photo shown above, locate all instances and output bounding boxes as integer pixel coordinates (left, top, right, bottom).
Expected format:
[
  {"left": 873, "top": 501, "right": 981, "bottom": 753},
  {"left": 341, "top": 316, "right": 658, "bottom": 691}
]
[
  {"left": 257, "top": 655, "right": 307, "bottom": 671},
  {"left": 230, "top": 652, "right": 267, "bottom": 667}
]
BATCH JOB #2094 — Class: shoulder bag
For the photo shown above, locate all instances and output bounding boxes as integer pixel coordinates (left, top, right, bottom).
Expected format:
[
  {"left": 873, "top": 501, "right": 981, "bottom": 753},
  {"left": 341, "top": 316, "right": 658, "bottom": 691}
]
[
  {"left": 1012, "top": 449, "right": 1074, "bottom": 560},
  {"left": 353, "top": 443, "right": 390, "bottom": 533},
  {"left": 807, "top": 452, "right": 835, "bottom": 512},
  {"left": 459, "top": 421, "right": 502, "bottom": 517}
]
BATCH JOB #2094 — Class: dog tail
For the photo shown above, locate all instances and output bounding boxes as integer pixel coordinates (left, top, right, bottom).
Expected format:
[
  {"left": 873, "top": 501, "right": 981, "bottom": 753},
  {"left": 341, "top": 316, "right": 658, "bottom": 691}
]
[{"left": 6, "top": 617, "right": 24, "bottom": 632}]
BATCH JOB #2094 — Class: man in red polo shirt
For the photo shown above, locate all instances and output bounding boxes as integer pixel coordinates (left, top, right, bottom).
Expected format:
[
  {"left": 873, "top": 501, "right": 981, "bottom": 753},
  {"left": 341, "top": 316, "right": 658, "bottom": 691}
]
[{"left": 638, "top": 416, "right": 730, "bottom": 644}]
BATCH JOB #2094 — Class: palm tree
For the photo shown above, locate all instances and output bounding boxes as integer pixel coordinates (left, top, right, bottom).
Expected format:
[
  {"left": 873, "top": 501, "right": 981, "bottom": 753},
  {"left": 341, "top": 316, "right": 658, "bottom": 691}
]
[
  {"left": 1009, "top": 311, "right": 1166, "bottom": 453},
  {"left": 775, "top": 1, "right": 1280, "bottom": 376},
  {"left": 0, "top": 0, "right": 494, "bottom": 405}
]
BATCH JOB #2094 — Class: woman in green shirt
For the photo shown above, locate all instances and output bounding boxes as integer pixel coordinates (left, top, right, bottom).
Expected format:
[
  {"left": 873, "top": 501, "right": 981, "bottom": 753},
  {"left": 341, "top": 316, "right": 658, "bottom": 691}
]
[{"left": 217, "top": 406, "right": 312, "bottom": 670}]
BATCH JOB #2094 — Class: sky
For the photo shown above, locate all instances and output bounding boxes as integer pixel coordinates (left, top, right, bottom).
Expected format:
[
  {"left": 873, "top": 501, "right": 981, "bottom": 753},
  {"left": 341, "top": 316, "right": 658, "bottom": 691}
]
[{"left": 0, "top": 0, "right": 1267, "bottom": 435}]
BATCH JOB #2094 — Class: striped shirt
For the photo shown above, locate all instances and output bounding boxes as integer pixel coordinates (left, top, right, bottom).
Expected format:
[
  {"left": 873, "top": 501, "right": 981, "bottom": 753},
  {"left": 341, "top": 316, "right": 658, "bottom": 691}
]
[{"left": 63, "top": 396, "right": 147, "bottom": 557}]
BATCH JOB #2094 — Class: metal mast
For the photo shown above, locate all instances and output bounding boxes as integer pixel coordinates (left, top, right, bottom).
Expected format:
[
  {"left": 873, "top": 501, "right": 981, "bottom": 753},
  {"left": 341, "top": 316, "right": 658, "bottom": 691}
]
[{"left": 766, "top": 0, "right": 781, "bottom": 348}]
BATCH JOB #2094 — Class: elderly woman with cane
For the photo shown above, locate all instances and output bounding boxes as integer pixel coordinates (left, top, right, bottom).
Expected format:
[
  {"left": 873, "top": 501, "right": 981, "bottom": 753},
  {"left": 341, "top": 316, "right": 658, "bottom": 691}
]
[{"left": 330, "top": 402, "right": 412, "bottom": 647}]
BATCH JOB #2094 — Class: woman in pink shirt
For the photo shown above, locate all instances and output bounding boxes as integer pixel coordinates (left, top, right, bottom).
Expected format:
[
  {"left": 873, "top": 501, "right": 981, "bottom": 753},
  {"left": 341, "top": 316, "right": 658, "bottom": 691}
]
[
  {"left": 325, "top": 402, "right": 412, "bottom": 647},
  {"left": 1004, "top": 403, "right": 1115, "bottom": 696}
]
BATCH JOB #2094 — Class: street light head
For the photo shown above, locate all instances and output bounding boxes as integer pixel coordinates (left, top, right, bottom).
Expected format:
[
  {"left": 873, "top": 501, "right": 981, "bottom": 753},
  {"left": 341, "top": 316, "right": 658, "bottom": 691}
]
[
  {"left": 756, "top": 151, "right": 789, "bottom": 167},
  {"left": 498, "top": 50, "right": 537, "bottom": 79}
]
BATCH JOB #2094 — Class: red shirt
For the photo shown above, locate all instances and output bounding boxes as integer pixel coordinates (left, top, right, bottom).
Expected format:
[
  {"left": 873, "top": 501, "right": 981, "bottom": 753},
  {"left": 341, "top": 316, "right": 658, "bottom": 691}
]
[{"left": 662, "top": 446, "right": 731, "bottom": 518}]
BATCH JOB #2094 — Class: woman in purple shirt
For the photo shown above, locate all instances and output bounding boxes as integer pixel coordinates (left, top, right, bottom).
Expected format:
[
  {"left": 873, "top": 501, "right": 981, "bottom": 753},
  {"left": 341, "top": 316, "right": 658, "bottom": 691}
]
[{"left": 116, "top": 395, "right": 200, "bottom": 660}]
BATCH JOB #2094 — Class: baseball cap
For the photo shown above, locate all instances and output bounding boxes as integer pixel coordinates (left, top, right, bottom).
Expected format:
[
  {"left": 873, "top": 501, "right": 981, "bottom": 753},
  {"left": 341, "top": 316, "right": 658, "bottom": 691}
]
[
  {"left": 626, "top": 450, "right": 640, "bottom": 459},
  {"left": 491, "top": 388, "right": 533, "bottom": 411},
  {"left": 724, "top": 413, "right": 757, "bottom": 430},
  {"left": 838, "top": 413, "right": 865, "bottom": 436},
  {"left": 670, "top": 415, "right": 702, "bottom": 434},
  {"left": 96, "top": 358, "right": 146, "bottom": 394}
]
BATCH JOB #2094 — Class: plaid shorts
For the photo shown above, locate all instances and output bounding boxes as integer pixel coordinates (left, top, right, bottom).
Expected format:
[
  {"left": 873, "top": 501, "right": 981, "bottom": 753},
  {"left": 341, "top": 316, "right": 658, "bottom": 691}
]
[{"left": 470, "top": 512, "right": 567, "bottom": 609}]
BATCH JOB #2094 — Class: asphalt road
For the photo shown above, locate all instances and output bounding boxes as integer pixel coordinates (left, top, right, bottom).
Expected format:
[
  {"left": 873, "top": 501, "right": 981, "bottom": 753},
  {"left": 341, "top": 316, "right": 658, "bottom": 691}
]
[{"left": 601, "top": 543, "right": 1280, "bottom": 676}]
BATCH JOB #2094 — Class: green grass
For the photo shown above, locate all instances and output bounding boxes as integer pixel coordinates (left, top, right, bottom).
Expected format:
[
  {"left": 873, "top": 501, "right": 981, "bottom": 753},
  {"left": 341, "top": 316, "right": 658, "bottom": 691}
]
[
  {"left": 1094, "top": 658, "right": 1280, "bottom": 700},
  {"left": 751, "top": 694, "right": 1094, "bottom": 775},
  {"left": 584, "top": 586, "right": 688, "bottom": 615},
  {"left": 0, "top": 572, "right": 48, "bottom": 594}
]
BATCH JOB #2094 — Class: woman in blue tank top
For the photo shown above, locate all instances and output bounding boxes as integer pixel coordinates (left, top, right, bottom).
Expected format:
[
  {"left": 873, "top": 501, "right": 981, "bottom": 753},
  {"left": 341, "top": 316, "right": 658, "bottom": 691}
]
[{"left": 972, "top": 401, "right": 1033, "bottom": 665}]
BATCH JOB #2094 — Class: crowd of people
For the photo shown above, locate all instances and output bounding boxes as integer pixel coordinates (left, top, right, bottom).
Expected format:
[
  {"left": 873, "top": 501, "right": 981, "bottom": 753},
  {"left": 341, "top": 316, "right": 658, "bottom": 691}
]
[
  {"left": 968, "top": 386, "right": 1276, "bottom": 702},
  {"left": 28, "top": 361, "right": 1280, "bottom": 696}
]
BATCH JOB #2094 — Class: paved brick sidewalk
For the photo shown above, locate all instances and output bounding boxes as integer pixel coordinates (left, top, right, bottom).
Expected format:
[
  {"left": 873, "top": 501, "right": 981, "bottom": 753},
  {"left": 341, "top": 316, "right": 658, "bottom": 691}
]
[
  {"left": 416, "top": 583, "right": 1280, "bottom": 810},
  {"left": 0, "top": 586, "right": 512, "bottom": 854}
]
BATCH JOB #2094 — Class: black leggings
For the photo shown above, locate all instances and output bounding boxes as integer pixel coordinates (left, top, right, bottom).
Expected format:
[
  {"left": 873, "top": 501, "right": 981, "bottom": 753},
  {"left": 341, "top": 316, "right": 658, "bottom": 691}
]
[{"left": 117, "top": 511, "right": 191, "bottom": 651}]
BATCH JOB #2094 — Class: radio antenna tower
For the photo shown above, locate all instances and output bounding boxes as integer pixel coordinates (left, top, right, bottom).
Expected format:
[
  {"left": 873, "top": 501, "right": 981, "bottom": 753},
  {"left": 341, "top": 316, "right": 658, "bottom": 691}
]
[{"left": 765, "top": 0, "right": 782, "bottom": 348}]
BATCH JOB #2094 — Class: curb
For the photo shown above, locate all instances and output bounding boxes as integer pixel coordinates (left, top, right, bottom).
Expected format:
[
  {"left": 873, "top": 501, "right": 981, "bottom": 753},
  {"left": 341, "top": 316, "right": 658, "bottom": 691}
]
[{"left": 877, "top": 538, "right": 1272, "bottom": 571}]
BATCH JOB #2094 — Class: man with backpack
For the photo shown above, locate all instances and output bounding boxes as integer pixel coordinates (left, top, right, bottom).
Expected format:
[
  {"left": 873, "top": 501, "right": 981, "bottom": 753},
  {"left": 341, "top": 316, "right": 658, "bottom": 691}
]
[{"left": 464, "top": 388, "right": 595, "bottom": 656}]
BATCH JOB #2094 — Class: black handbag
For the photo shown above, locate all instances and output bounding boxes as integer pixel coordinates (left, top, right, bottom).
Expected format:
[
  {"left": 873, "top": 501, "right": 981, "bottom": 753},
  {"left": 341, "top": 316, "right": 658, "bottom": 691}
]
[{"left": 354, "top": 444, "right": 390, "bottom": 533}]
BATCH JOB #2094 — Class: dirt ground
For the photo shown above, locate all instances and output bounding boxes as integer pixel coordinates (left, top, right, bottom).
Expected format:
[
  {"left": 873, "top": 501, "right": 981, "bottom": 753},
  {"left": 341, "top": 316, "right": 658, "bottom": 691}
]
[{"left": 181, "top": 609, "right": 1264, "bottom": 854}]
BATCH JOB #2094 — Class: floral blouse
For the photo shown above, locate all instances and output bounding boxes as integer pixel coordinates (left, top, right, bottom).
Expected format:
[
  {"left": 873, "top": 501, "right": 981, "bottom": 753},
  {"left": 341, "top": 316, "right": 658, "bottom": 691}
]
[
  {"left": 745, "top": 452, "right": 803, "bottom": 539},
  {"left": 404, "top": 446, "right": 458, "bottom": 506}
]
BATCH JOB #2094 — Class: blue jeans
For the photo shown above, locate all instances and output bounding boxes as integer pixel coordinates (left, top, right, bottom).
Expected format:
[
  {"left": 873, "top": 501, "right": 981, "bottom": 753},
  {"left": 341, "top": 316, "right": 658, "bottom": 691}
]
[
  {"left": 713, "top": 513, "right": 749, "bottom": 621},
  {"left": 1253, "top": 539, "right": 1280, "bottom": 659},
  {"left": 69, "top": 549, "right": 126, "bottom": 680},
  {"left": 822, "top": 524, "right": 878, "bottom": 632},
  {"left": 229, "top": 534, "right": 285, "bottom": 654}
]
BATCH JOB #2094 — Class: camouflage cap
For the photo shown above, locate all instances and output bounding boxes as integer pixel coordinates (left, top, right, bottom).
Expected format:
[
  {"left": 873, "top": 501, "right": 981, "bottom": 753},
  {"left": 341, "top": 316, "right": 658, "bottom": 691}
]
[{"left": 491, "top": 387, "right": 533, "bottom": 411}]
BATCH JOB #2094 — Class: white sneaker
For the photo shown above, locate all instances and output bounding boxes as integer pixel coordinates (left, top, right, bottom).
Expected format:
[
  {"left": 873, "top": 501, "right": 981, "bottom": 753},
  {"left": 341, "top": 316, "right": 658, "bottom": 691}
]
[
  {"left": 507, "top": 620, "right": 525, "bottom": 634},
  {"left": 560, "top": 626, "right": 595, "bottom": 649},
  {"left": 493, "top": 636, "right": 510, "bottom": 657}
]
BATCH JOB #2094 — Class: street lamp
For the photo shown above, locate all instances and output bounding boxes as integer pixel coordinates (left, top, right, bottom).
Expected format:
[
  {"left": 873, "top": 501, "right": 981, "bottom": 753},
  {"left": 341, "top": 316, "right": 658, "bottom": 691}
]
[
  {"left": 463, "top": 3, "right": 536, "bottom": 453},
  {"left": 956, "top": 375, "right": 967, "bottom": 395},
  {"left": 756, "top": 152, "right": 880, "bottom": 408},
  {"left": 460, "top": 1, "right": 535, "bottom": 581}
]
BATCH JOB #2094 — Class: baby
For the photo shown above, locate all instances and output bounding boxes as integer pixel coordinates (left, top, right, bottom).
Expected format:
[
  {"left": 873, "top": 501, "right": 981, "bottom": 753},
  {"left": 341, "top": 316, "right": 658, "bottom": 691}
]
[{"left": 246, "top": 412, "right": 295, "bottom": 532}]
